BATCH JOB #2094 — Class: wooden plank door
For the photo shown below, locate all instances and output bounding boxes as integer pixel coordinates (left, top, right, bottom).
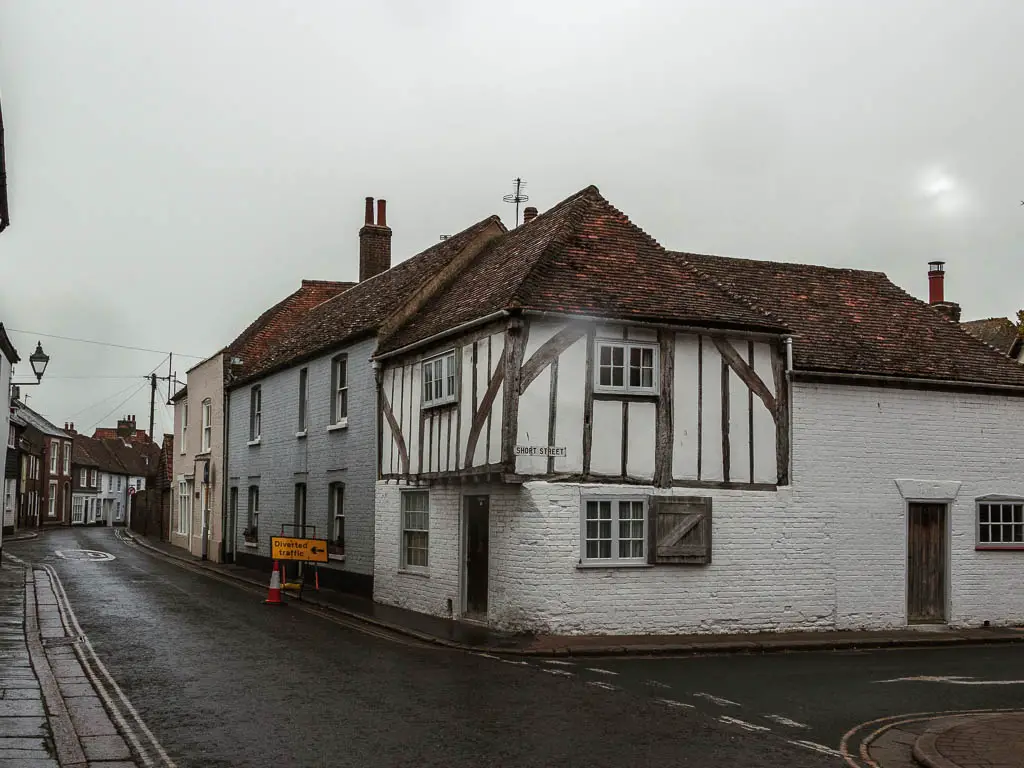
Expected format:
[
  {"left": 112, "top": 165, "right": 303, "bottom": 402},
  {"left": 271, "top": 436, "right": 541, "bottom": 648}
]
[
  {"left": 464, "top": 496, "right": 490, "bottom": 617},
  {"left": 907, "top": 503, "right": 948, "bottom": 624}
]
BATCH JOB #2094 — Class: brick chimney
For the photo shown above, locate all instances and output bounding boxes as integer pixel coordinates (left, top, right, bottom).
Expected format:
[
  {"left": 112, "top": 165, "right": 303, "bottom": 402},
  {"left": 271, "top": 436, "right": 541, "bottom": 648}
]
[
  {"left": 359, "top": 196, "right": 392, "bottom": 282},
  {"left": 928, "top": 261, "right": 961, "bottom": 322},
  {"left": 523, "top": 206, "right": 538, "bottom": 224},
  {"left": 117, "top": 415, "right": 136, "bottom": 439}
]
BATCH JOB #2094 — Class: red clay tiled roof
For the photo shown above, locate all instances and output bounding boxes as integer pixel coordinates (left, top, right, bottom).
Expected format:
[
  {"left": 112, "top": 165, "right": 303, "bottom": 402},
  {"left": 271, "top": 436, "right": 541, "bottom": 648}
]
[
  {"left": 378, "top": 186, "right": 784, "bottom": 353},
  {"left": 222, "top": 279, "right": 355, "bottom": 381},
  {"left": 91, "top": 427, "right": 151, "bottom": 443},
  {"left": 680, "top": 252, "right": 1024, "bottom": 387},
  {"left": 962, "top": 317, "right": 1022, "bottom": 358},
  {"left": 232, "top": 215, "right": 505, "bottom": 386}
]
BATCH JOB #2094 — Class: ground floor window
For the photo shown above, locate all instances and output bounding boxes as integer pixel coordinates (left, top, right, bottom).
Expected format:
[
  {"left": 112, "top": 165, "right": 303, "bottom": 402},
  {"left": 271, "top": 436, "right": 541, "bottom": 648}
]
[
  {"left": 401, "top": 491, "right": 429, "bottom": 570},
  {"left": 978, "top": 499, "right": 1024, "bottom": 547},
  {"left": 177, "top": 481, "right": 191, "bottom": 535},
  {"left": 580, "top": 497, "right": 647, "bottom": 565},
  {"left": 245, "top": 486, "right": 259, "bottom": 543},
  {"left": 72, "top": 496, "right": 84, "bottom": 520},
  {"left": 329, "top": 483, "right": 344, "bottom": 557}
]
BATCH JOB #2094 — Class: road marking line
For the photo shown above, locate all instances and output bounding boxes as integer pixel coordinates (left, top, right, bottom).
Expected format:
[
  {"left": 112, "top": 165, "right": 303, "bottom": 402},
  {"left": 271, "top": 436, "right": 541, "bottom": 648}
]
[
  {"left": 540, "top": 659, "right": 574, "bottom": 666},
  {"left": 585, "top": 667, "right": 618, "bottom": 675},
  {"left": 497, "top": 658, "right": 530, "bottom": 666},
  {"left": 5, "top": 552, "right": 27, "bottom": 565},
  {"left": 540, "top": 668, "right": 574, "bottom": 677},
  {"left": 764, "top": 714, "right": 809, "bottom": 728},
  {"left": 475, "top": 653, "right": 502, "bottom": 660},
  {"left": 43, "top": 564, "right": 176, "bottom": 767},
  {"left": 877, "top": 674, "right": 1024, "bottom": 685},
  {"left": 693, "top": 692, "right": 739, "bottom": 706},
  {"left": 718, "top": 715, "right": 770, "bottom": 733},
  {"left": 644, "top": 680, "right": 671, "bottom": 689},
  {"left": 657, "top": 698, "right": 695, "bottom": 710},
  {"left": 791, "top": 740, "right": 843, "bottom": 758},
  {"left": 586, "top": 681, "right": 618, "bottom": 691}
]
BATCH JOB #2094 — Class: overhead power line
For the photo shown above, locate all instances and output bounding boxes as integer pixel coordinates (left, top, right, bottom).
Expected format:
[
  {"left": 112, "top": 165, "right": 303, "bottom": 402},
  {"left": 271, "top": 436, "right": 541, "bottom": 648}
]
[
  {"left": 6, "top": 328, "right": 205, "bottom": 359},
  {"left": 86, "top": 380, "right": 150, "bottom": 433},
  {"left": 63, "top": 357, "right": 169, "bottom": 424}
]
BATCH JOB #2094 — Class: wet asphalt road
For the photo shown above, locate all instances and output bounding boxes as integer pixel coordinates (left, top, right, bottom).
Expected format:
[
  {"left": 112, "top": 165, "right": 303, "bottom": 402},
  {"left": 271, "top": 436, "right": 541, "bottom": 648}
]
[{"left": 6, "top": 528, "right": 1023, "bottom": 768}]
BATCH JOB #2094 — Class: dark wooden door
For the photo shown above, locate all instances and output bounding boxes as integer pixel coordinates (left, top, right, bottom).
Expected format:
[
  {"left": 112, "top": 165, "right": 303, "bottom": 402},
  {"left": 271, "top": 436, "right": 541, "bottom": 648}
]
[
  {"left": 907, "top": 503, "right": 947, "bottom": 623},
  {"left": 465, "top": 496, "right": 490, "bottom": 617}
]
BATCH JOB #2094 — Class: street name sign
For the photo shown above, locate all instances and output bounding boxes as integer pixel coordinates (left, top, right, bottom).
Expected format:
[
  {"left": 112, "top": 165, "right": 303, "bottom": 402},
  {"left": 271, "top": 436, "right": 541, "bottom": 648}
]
[{"left": 271, "top": 536, "right": 329, "bottom": 563}]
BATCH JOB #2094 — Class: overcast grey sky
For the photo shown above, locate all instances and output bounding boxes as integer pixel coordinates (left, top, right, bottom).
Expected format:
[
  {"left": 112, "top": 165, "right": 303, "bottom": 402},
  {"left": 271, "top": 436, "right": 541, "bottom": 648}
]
[{"left": 1, "top": 0, "right": 1021, "bottom": 436}]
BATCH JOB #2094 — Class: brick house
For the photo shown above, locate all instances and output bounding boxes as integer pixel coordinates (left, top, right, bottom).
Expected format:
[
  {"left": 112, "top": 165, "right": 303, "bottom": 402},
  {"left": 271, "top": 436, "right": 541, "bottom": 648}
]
[
  {"left": 11, "top": 400, "right": 73, "bottom": 527},
  {"left": 225, "top": 197, "right": 504, "bottom": 595},
  {"left": 373, "top": 185, "right": 1024, "bottom": 636},
  {"left": 170, "top": 278, "right": 352, "bottom": 563}
]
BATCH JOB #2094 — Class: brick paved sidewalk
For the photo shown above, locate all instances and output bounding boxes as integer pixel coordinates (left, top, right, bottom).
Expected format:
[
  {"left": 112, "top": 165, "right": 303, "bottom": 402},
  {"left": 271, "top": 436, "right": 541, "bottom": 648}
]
[{"left": 915, "top": 712, "right": 1024, "bottom": 768}]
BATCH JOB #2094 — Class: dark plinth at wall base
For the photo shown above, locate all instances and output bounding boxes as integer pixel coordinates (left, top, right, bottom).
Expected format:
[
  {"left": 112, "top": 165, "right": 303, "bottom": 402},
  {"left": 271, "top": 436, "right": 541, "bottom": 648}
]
[{"left": 235, "top": 551, "right": 373, "bottom": 598}]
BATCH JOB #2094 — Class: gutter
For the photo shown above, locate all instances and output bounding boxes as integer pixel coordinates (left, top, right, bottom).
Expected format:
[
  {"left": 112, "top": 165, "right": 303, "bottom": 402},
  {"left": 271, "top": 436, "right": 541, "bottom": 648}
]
[
  {"left": 373, "top": 310, "right": 510, "bottom": 361},
  {"left": 791, "top": 369, "right": 1024, "bottom": 395}
]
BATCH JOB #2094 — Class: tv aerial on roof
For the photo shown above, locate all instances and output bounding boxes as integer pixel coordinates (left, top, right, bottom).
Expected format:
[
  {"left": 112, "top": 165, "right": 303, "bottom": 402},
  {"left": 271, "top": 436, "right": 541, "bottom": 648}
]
[{"left": 503, "top": 177, "right": 529, "bottom": 227}]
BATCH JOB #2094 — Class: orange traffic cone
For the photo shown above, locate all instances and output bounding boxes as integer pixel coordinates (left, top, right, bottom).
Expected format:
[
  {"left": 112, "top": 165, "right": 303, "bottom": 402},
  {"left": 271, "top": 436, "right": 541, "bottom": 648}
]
[{"left": 263, "top": 560, "right": 285, "bottom": 606}]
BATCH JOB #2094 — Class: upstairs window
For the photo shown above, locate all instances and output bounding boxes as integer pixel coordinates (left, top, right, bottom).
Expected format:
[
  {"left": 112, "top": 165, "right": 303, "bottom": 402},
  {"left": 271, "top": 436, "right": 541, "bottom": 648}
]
[
  {"left": 297, "top": 367, "right": 308, "bottom": 432},
  {"left": 7, "top": 429, "right": 14, "bottom": 449},
  {"left": 249, "top": 386, "right": 262, "bottom": 441},
  {"left": 62, "top": 443, "right": 70, "bottom": 475},
  {"left": 50, "top": 440, "right": 58, "bottom": 474},
  {"left": 595, "top": 341, "right": 658, "bottom": 395},
  {"left": 80, "top": 469, "right": 87, "bottom": 486},
  {"left": 331, "top": 355, "right": 348, "bottom": 425},
  {"left": 180, "top": 400, "right": 188, "bottom": 454},
  {"left": 201, "top": 398, "right": 212, "bottom": 452},
  {"left": 422, "top": 350, "right": 457, "bottom": 407}
]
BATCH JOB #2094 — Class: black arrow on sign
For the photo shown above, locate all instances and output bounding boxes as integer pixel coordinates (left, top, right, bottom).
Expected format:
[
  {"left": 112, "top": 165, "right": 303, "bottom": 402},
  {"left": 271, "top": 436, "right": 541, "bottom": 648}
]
[{"left": 310, "top": 546, "right": 325, "bottom": 555}]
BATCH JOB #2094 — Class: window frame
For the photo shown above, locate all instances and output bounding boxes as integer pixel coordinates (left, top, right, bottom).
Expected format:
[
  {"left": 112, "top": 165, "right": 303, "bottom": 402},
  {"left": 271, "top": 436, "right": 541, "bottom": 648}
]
[
  {"left": 328, "top": 482, "right": 345, "bottom": 558},
  {"left": 48, "top": 481, "right": 57, "bottom": 518},
  {"left": 593, "top": 339, "right": 659, "bottom": 395},
  {"left": 50, "top": 440, "right": 58, "bottom": 474},
  {"left": 7, "top": 428, "right": 15, "bottom": 449},
  {"left": 297, "top": 367, "right": 308, "bottom": 433},
  {"left": 330, "top": 355, "right": 348, "bottom": 426},
  {"left": 176, "top": 480, "right": 191, "bottom": 535},
  {"left": 80, "top": 469, "right": 87, "bottom": 486},
  {"left": 579, "top": 495, "right": 649, "bottom": 567},
  {"left": 976, "top": 498, "right": 1024, "bottom": 550},
  {"left": 421, "top": 350, "right": 457, "bottom": 408},
  {"left": 180, "top": 400, "right": 188, "bottom": 454},
  {"left": 249, "top": 386, "right": 262, "bottom": 442},
  {"left": 201, "top": 398, "right": 212, "bottom": 452},
  {"left": 245, "top": 486, "right": 259, "bottom": 544},
  {"left": 62, "top": 443, "right": 70, "bottom": 475},
  {"left": 401, "top": 490, "right": 429, "bottom": 571}
]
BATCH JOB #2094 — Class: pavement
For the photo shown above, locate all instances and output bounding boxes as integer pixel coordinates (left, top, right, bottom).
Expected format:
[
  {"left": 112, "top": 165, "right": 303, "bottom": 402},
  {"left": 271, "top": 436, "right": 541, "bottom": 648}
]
[
  {"left": 121, "top": 528, "right": 1024, "bottom": 658},
  {"left": 862, "top": 711, "right": 1024, "bottom": 768},
  {"left": 0, "top": 561, "right": 139, "bottom": 767}
]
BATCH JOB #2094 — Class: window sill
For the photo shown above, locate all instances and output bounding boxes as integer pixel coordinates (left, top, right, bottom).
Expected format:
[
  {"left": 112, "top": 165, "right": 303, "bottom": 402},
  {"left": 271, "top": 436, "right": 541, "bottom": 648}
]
[
  {"left": 398, "top": 568, "right": 429, "bottom": 578},
  {"left": 242, "top": 541, "right": 258, "bottom": 549},
  {"left": 247, "top": 438, "right": 261, "bottom": 447},
  {"left": 328, "top": 554, "right": 345, "bottom": 562},
  {"left": 295, "top": 431, "right": 307, "bottom": 439},
  {"left": 197, "top": 450, "right": 211, "bottom": 457},
  {"left": 421, "top": 399, "right": 458, "bottom": 411},
  {"left": 576, "top": 561, "right": 653, "bottom": 570},
  {"left": 975, "top": 546, "right": 1024, "bottom": 551},
  {"left": 327, "top": 420, "right": 348, "bottom": 432}
]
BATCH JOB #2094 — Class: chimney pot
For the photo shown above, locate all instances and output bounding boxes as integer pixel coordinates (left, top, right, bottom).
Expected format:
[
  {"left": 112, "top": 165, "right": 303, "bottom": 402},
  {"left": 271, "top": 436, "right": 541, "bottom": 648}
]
[
  {"left": 523, "top": 206, "right": 538, "bottom": 224},
  {"left": 377, "top": 199, "right": 387, "bottom": 228},
  {"left": 928, "top": 260, "right": 945, "bottom": 304},
  {"left": 364, "top": 196, "right": 374, "bottom": 226}
]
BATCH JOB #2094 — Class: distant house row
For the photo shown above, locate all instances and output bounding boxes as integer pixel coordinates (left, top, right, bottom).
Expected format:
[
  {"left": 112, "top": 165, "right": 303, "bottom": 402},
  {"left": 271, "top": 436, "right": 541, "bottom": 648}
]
[
  {"left": 3, "top": 408, "right": 161, "bottom": 534},
  {"left": 167, "top": 186, "right": 1024, "bottom": 636}
]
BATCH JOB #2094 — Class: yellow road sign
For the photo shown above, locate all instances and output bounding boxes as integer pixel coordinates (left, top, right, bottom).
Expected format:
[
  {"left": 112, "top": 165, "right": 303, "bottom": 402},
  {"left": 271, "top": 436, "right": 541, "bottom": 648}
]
[{"left": 271, "top": 536, "right": 329, "bottom": 563}]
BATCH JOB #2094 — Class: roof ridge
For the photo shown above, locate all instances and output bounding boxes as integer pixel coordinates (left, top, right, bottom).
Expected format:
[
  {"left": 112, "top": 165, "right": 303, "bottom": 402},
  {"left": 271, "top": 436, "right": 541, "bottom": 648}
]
[
  {"left": 671, "top": 253, "right": 790, "bottom": 332},
  {"left": 674, "top": 250, "right": 888, "bottom": 278}
]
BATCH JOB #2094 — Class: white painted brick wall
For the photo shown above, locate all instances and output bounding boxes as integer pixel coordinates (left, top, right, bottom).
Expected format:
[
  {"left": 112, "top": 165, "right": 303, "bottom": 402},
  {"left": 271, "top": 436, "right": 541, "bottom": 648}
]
[
  {"left": 227, "top": 336, "right": 378, "bottom": 576},
  {"left": 374, "top": 381, "right": 1024, "bottom": 635}
]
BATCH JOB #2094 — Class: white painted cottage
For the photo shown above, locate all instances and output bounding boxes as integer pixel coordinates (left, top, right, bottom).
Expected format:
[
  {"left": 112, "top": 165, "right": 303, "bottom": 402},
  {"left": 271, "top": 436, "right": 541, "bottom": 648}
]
[{"left": 372, "top": 185, "right": 1024, "bottom": 636}]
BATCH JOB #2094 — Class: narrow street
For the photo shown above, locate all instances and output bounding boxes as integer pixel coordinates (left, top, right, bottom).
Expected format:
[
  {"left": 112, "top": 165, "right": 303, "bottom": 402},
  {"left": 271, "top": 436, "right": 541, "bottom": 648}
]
[
  {"left": 6, "top": 527, "right": 836, "bottom": 768},
  {"left": 8, "top": 527, "right": 1024, "bottom": 768}
]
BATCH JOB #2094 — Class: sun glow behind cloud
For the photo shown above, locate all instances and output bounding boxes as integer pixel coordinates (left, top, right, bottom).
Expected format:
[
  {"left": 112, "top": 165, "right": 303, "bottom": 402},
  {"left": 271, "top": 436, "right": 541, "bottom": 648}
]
[{"left": 917, "top": 166, "right": 973, "bottom": 216}]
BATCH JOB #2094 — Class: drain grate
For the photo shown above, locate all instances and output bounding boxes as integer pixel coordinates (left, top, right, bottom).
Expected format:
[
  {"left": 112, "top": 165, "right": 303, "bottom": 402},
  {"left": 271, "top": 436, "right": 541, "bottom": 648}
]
[{"left": 42, "top": 636, "right": 80, "bottom": 648}]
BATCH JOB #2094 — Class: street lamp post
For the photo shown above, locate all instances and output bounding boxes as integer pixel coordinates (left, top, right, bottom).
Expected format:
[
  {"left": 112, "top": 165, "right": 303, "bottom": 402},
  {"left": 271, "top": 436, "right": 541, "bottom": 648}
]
[{"left": 4, "top": 341, "right": 50, "bottom": 566}]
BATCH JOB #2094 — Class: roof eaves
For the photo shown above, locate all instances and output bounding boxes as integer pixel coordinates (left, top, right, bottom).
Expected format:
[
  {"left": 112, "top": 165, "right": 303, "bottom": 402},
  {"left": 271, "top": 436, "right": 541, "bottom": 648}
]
[{"left": 0, "top": 323, "right": 18, "bottom": 364}]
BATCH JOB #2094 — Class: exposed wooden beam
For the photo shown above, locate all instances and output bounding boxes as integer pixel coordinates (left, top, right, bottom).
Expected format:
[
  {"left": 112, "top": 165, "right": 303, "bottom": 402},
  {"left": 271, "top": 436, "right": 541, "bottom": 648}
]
[
  {"left": 519, "top": 322, "right": 587, "bottom": 394},
  {"left": 721, "top": 359, "right": 730, "bottom": 484},
  {"left": 502, "top": 317, "right": 528, "bottom": 469},
  {"left": 582, "top": 327, "right": 596, "bottom": 475},
  {"left": 653, "top": 329, "right": 674, "bottom": 487},
  {"left": 547, "top": 358, "right": 559, "bottom": 475},
  {"left": 380, "top": 387, "right": 409, "bottom": 474},
  {"left": 464, "top": 347, "right": 507, "bottom": 469},
  {"left": 710, "top": 335, "right": 777, "bottom": 418},
  {"left": 771, "top": 342, "right": 790, "bottom": 485}
]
